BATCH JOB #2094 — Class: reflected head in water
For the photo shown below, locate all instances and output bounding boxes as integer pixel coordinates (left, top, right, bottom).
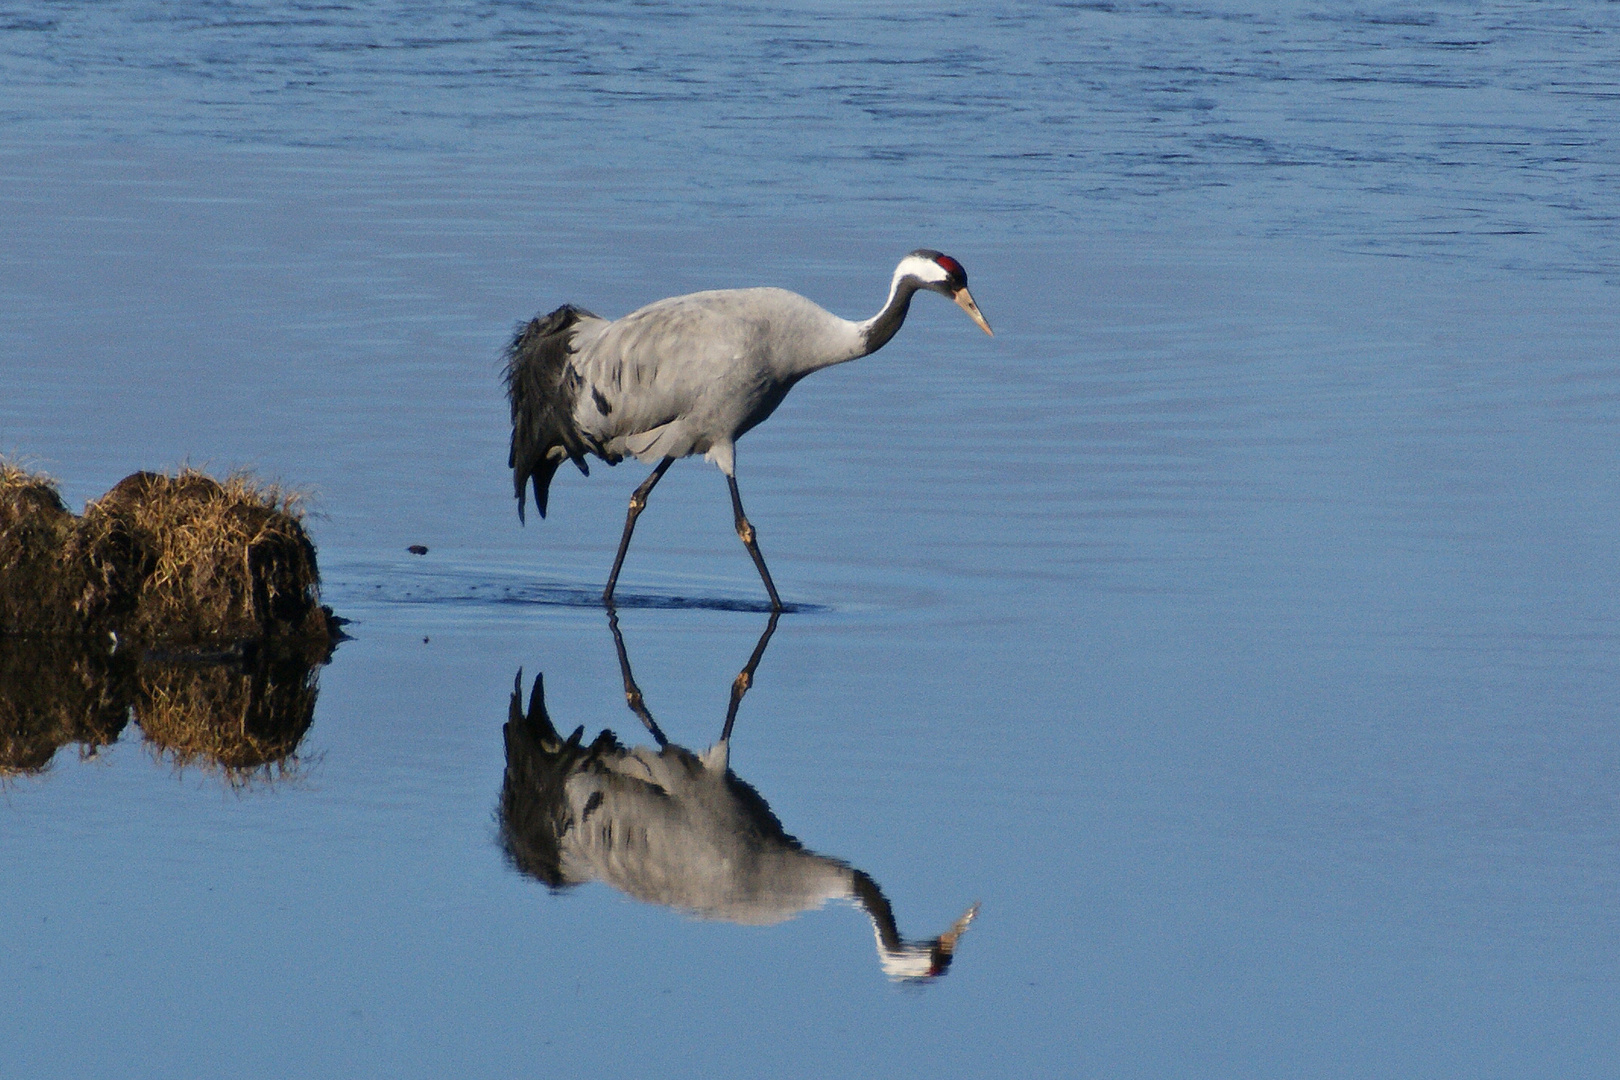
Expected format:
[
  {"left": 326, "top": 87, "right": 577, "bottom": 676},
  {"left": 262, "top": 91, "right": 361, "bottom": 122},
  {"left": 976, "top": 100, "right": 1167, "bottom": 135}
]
[{"left": 496, "top": 612, "right": 978, "bottom": 982}]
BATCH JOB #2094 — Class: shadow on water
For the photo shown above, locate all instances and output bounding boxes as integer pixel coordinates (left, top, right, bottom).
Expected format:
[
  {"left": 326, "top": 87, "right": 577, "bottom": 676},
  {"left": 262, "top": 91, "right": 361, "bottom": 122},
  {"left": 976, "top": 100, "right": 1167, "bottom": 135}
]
[
  {"left": 523, "top": 586, "right": 819, "bottom": 615},
  {"left": 0, "top": 636, "right": 326, "bottom": 787},
  {"left": 497, "top": 612, "right": 978, "bottom": 983},
  {"left": 350, "top": 568, "right": 824, "bottom": 615}
]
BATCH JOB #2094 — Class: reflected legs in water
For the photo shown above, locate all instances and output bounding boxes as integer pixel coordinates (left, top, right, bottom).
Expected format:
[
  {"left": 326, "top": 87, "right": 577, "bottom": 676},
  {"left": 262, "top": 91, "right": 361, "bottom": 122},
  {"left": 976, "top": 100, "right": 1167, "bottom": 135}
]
[
  {"left": 722, "top": 610, "right": 778, "bottom": 743},
  {"left": 608, "top": 609, "right": 668, "bottom": 747},
  {"left": 606, "top": 609, "right": 779, "bottom": 748}
]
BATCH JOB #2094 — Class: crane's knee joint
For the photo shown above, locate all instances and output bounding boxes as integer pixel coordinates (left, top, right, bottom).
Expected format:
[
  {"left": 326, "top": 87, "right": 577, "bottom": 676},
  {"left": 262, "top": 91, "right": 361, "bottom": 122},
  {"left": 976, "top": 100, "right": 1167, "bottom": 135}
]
[{"left": 736, "top": 520, "right": 755, "bottom": 544}]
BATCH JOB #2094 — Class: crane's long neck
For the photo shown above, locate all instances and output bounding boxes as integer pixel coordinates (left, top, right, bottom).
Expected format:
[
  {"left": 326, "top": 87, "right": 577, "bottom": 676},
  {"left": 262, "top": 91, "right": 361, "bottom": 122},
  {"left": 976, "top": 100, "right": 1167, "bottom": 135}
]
[
  {"left": 848, "top": 869, "right": 976, "bottom": 982},
  {"left": 783, "top": 265, "right": 921, "bottom": 381},
  {"left": 855, "top": 272, "right": 922, "bottom": 358}
]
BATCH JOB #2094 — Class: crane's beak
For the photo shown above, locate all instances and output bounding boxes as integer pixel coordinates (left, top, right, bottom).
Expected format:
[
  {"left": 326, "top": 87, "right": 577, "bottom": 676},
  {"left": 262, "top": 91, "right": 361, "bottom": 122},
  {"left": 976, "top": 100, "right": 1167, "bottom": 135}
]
[{"left": 953, "top": 287, "right": 994, "bottom": 336}]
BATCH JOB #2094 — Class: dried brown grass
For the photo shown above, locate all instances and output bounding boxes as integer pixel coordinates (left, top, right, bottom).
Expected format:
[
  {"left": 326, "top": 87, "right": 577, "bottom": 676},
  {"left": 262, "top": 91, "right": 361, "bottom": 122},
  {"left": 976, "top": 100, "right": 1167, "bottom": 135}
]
[
  {"left": 1, "top": 462, "right": 332, "bottom": 652},
  {"left": 71, "top": 469, "right": 327, "bottom": 648},
  {"left": 0, "top": 462, "right": 79, "bottom": 635},
  {"left": 3, "top": 463, "right": 331, "bottom": 782},
  {"left": 0, "top": 637, "right": 133, "bottom": 776},
  {"left": 135, "top": 652, "right": 319, "bottom": 784},
  {"left": 0, "top": 635, "right": 320, "bottom": 784}
]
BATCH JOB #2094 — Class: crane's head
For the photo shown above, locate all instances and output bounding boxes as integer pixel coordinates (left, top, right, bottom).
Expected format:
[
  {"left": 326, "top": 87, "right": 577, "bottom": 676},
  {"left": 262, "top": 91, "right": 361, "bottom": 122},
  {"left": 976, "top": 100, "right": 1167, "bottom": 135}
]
[{"left": 900, "top": 249, "right": 994, "bottom": 336}]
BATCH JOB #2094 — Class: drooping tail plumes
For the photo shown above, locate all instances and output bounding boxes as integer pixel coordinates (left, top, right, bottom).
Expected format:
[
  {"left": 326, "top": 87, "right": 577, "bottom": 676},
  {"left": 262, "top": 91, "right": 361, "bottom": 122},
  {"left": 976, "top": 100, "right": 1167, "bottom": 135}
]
[
  {"left": 504, "top": 304, "right": 596, "bottom": 521},
  {"left": 498, "top": 669, "right": 622, "bottom": 888}
]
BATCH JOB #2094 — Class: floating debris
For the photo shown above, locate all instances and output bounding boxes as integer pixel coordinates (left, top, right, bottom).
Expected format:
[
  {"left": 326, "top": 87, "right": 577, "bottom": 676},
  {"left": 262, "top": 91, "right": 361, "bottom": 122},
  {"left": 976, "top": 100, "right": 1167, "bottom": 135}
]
[{"left": 407, "top": 544, "right": 428, "bottom": 556}]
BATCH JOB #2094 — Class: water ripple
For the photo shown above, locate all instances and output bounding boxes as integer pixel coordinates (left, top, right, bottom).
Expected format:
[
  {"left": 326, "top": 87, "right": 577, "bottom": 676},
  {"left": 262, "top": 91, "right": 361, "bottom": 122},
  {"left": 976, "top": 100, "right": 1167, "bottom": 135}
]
[{"left": 2, "top": 2, "right": 1616, "bottom": 276}]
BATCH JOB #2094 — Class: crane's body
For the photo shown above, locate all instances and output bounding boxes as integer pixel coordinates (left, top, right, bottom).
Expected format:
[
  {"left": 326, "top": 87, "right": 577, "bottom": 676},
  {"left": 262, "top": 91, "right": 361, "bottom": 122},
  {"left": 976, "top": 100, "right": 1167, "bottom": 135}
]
[
  {"left": 528, "top": 287, "right": 862, "bottom": 479},
  {"left": 505, "top": 250, "right": 992, "bottom": 609}
]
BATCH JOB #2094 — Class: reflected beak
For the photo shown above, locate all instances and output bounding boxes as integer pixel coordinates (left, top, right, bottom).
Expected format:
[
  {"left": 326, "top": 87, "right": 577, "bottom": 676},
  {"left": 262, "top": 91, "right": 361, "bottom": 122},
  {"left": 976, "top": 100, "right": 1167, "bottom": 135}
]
[{"left": 953, "top": 287, "right": 994, "bottom": 336}]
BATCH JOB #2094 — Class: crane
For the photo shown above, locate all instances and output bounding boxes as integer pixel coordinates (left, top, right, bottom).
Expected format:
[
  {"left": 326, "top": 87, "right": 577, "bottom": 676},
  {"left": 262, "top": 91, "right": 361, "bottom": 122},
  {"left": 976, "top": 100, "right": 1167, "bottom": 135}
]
[
  {"left": 504, "top": 250, "right": 993, "bottom": 610},
  {"left": 497, "top": 613, "right": 980, "bottom": 981}
]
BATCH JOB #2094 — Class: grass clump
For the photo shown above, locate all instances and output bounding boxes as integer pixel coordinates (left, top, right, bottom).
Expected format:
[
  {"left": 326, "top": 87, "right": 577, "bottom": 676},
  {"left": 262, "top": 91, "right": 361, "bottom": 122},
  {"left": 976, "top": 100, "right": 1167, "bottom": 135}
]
[
  {"left": 2, "top": 463, "right": 333, "bottom": 783},
  {"left": 1, "top": 463, "right": 333, "bottom": 653},
  {"left": 71, "top": 469, "right": 327, "bottom": 649},
  {"left": 0, "top": 635, "right": 320, "bottom": 784},
  {"left": 0, "top": 462, "right": 79, "bottom": 635},
  {"left": 0, "top": 637, "right": 133, "bottom": 777},
  {"left": 135, "top": 651, "right": 320, "bottom": 784}
]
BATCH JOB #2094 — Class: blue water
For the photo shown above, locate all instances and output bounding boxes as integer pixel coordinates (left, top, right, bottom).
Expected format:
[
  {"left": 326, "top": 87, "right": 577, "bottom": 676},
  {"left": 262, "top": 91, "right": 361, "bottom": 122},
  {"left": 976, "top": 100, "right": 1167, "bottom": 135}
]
[{"left": 3, "top": 3, "right": 1618, "bottom": 1078}]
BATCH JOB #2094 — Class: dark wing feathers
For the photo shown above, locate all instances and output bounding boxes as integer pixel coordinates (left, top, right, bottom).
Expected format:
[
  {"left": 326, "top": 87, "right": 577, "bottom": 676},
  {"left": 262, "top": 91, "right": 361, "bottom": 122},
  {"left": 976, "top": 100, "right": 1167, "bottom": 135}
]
[{"left": 504, "top": 304, "right": 597, "bottom": 521}]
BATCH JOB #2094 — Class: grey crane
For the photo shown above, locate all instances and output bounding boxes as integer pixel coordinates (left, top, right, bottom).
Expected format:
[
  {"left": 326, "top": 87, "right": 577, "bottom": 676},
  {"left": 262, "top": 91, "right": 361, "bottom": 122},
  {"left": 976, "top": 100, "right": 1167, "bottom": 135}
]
[
  {"left": 504, "top": 250, "right": 993, "bottom": 610},
  {"left": 497, "top": 613, "right": 979, "bottom": 981}
]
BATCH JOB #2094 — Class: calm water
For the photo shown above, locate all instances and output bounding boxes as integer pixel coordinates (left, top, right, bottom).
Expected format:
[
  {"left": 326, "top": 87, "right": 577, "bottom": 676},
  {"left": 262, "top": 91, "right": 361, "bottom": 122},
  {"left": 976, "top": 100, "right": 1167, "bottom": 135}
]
[{"left": 3, "top": 3, "right": 1619, "bottom": 1078}]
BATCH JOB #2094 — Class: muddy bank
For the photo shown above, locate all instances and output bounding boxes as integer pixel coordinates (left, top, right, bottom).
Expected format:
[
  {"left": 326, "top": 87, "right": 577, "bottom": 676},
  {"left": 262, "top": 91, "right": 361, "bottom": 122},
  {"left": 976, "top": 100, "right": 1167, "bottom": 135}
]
[{"left": 1, "top": 464, "right": 335, "bottom": 653}]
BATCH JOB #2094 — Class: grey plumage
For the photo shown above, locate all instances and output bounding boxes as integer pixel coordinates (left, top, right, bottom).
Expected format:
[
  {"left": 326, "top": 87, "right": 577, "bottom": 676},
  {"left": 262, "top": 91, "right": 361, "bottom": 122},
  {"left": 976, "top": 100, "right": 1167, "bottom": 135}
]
[
  {"left": 503, "top": 251, "right": 993, "bottom": 606},
  {"left": 499, "top": 671, "right": 833, "bottom": 922},
  {"left": 497, "top": 619, "right": 979, "bottom": 980},
  {"left": 503, "top": 304, "right": 598, "bottom": 522}
]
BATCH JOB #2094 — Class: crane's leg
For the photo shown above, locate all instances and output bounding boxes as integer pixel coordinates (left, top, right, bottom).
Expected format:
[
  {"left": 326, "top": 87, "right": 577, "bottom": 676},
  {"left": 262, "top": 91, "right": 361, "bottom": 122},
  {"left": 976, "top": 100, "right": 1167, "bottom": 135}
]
[
  {"left": 720, "top": 610, "right": 780, "bottom": 742},
  {"left": 727, "top": 475, "right": 784, "bottom": 612},
  {"left": 606, "top": 609, "right": 667, "bottom": 747},
  {"left": 604, "top": 456, "right": 675, "bottom": 607}
]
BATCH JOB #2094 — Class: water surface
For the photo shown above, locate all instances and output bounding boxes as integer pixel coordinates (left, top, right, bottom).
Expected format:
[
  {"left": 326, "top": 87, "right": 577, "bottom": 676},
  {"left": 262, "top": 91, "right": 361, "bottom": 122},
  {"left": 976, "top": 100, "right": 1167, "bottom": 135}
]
[{"left": 2, "top": 4, "right": 1618, "bottom": 1078}]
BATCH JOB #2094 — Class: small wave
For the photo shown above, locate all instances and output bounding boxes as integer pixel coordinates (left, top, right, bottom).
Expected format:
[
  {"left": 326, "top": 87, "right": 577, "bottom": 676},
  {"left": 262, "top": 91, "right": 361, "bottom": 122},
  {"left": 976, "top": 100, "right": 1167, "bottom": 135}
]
[{"left": 326, "top": 568, "right": 824, "bottom": 615}]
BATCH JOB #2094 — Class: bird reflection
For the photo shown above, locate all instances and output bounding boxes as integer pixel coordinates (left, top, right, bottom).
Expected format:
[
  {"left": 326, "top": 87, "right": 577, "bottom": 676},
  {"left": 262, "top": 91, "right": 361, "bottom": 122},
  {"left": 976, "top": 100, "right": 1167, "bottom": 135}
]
[{"left": 497, "top": 613, "right": 978, "bottom": 982}]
